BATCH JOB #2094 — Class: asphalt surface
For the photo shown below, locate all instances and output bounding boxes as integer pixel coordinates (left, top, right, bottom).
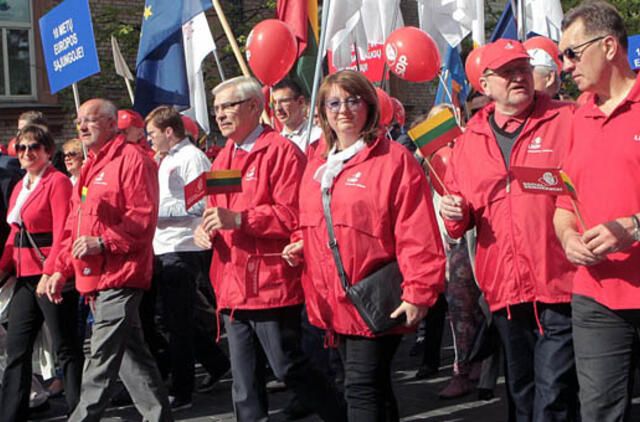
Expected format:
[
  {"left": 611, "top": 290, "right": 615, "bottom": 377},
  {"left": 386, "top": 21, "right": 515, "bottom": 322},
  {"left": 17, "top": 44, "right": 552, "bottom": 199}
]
[{"left": 29, "top": 321, "right": 640, "bottom": 421}]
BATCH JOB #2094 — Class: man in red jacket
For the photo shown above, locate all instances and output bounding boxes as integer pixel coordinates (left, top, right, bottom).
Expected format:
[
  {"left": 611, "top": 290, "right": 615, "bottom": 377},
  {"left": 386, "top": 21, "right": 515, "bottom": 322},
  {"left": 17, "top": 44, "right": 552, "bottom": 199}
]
[
  {"left": 554, "top": 2, "right": 640, "bottom": 420},
  {"left": 45, "top": 98, "right": 172, "bottom": 422},
  {"left": 194, "top": 76, "right": 345, "bottom": 422},
  {"left": 440, "top": 39, "right": 578, "bottom": 421}
]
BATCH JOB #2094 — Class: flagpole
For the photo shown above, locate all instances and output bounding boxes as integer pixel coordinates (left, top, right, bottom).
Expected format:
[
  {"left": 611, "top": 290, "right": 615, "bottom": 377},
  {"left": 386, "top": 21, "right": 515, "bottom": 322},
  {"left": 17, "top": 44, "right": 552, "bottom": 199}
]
[
  {"left": 570, "top": 198, "right": 587, "bottom": 232},
  {"left": 71, "top": 82, "right": 88, "bottom": 160},
  {"left": 124, "top": 78, "right": 135, "bottom": 105},
  {"left": 424, "top": 157, "right": 451, "bottom": 196},
  {"left": 437, "top": 71, "right": 462, "bottom": 127},
  {"left": 305, "top": 0, "right": 331, "bottom": 146},
  {"left": 212, "top": 48, "right": 226, "bottom": 80}
]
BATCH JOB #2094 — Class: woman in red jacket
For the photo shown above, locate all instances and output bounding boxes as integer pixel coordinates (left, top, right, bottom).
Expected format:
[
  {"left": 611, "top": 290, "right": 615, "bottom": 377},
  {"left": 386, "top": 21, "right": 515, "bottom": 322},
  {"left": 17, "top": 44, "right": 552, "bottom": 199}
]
[
  {"left": 284, "top": 70, "right": 446, "bottom": 421},
  {"left": 0, "top": 124, "right": 83, "bottom": 420}
]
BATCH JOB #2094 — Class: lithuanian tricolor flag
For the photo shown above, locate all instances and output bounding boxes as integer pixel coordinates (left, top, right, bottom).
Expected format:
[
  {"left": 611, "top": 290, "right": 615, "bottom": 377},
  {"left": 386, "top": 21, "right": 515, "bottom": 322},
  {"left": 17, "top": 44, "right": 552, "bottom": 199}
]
[
  {"left": 408, "top": 108, "right": 462, "bottom": 156},
  {"left": 206, "top": 170, "right": 242, "bottom": 194},
  {"left": 559, "top": 170, "right": 577, "bottom": 199}
]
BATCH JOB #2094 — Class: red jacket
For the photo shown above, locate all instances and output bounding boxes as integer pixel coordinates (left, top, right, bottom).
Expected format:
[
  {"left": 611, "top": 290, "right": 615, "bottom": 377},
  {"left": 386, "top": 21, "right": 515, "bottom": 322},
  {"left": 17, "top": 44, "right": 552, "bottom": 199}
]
[
  {"left": 55, "top": 134, "right": 159, "bottom": 294},
  {"left": 443, "top": 94, "right": 576, "bottom": 312},
  {"left": 299, "top": 136, "right": 446, "bottom": 337},
  {"left": 207, "top": 126, "right": 306, "bottom": 311},
  {"left": 0, "top": 166, "right": 71, "bottom": 277}
]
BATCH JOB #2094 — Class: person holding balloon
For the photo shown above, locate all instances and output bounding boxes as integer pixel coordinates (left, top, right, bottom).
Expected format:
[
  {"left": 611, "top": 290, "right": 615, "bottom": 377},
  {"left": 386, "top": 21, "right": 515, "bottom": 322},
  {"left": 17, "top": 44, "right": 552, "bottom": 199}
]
[
  {"left": 440, "top": 39, "right": 579, "bottom": 421},
  {"left": 282, "top": 69, "right": 446, "bottom": 421}
]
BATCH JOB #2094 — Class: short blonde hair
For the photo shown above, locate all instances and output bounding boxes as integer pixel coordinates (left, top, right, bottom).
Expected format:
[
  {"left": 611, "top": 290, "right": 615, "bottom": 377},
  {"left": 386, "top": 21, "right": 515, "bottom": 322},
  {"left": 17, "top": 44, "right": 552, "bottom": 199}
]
[{"left": 63, "top": 138, "right": 82, "bottom": 152}]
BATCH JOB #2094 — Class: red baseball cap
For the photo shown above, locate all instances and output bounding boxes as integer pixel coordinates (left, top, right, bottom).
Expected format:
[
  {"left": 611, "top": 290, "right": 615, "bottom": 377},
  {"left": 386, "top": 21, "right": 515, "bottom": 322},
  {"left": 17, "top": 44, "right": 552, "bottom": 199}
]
[
  {"left": 480, "top": 39, "right": 531, "bottom": 74},
  {"left": 117, "top": 110, "right": 144, "bottom": 130},
  {"left": 181, "top": 115, "right": 199, "bottom": 138},
  {"left": 523, "top": 36, "right": 562, "bottom": 72}
]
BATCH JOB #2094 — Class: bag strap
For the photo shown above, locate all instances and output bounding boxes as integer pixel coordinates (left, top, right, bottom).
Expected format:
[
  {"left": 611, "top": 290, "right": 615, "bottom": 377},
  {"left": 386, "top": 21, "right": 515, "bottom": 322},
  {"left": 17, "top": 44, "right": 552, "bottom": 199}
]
[
  {"left": 21, "top": 226, "right": 46, "bottom": 264},
  {"left": 321, "top": 188, "right": 351, "bottom": 292}
]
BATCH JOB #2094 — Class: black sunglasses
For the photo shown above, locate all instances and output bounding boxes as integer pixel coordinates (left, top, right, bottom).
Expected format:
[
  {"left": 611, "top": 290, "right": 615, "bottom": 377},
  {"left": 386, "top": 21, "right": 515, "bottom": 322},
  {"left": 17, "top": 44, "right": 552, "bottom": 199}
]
[
  {"left": 63, "top": 151, "right": 80, "bottom": 158},
  {"left": 559, "top": 35, "right": 606, "bottom": 62},
  {"left": 17, "top": 142, "right": 42, "bottom": 153}
]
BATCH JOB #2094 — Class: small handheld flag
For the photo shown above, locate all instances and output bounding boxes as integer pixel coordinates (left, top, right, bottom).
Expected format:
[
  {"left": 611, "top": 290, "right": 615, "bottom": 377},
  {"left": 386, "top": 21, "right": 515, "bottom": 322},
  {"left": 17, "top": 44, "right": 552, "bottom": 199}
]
[
  {"left": 184, "top": 169, "right": 243, "bottom": 210},
  {"left": 408, "top": 108, "right": 462, "bottom": 157}
]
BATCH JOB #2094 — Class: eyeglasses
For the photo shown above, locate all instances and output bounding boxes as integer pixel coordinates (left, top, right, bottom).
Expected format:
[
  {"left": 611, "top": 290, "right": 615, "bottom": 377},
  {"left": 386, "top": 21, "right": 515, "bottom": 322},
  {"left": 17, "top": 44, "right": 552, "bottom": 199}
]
[
  {"left": 17, "top": 142, "right": 42, "bottom": 153},
  {"left": 212, "top": 98, "right": 250, "bottom": 116},
  {"left": 74, "top": 116, "right": 107, "bottom": 127},
  {"left": 324, "top": 96, "right": 364, "bottom": 113},
  {"left": 63, "top": 151, "right": 80, "bottom": 158},
  {"left": 559, "top": 36, "right": 606, "bottom": 62},
  {"left": 484, "top": 64, "right": 533, "bottom": 79}
]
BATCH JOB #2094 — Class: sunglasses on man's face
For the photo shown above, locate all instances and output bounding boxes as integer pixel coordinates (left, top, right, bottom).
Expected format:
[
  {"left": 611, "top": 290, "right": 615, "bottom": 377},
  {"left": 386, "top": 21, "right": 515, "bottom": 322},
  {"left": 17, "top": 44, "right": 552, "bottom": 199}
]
[
  {"left": 64, "top": 151, "right": 80, "bottom": 158},
  {"left": 17, "top": 142, "right": 42, "bottom": 153},
  {"left": 558, "top": 35, "right": 606, "bottom": 62}
]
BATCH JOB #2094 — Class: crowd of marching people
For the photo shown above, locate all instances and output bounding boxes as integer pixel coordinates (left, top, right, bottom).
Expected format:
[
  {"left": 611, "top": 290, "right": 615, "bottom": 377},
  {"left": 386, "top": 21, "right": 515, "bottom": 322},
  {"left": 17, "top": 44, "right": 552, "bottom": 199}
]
[{"left": 0, "top": 1, "right": 640, "bottom": 421}]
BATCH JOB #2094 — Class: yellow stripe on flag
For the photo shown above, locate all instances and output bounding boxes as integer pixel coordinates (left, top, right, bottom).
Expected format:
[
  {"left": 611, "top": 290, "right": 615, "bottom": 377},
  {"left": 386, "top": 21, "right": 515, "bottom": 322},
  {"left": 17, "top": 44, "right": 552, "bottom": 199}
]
[
  {"left": 408, "top": 108, "right": 455, "bottom": 140},
  {"left": 208, "top": 169, "right": 242, "bottom": 179},
  {"left": 308, "top": 0, "right": 318, "bottom": 42}
]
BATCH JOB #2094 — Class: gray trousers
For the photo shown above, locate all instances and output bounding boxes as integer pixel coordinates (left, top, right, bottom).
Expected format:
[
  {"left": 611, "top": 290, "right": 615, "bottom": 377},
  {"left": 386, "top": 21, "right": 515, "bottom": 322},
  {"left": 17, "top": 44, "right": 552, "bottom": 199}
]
[
  {"left": 223, "top": 306, "right": 346, "bottom": 422},
  {"left": 69, "top": 288, "right": 173, "bottom": 422}
]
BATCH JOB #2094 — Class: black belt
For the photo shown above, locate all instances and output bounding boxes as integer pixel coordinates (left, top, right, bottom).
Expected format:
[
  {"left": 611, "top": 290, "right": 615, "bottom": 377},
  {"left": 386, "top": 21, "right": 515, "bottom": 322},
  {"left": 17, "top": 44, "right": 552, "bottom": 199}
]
[{"left": 15, "top": 231, "right": 53, "bottom": 249}]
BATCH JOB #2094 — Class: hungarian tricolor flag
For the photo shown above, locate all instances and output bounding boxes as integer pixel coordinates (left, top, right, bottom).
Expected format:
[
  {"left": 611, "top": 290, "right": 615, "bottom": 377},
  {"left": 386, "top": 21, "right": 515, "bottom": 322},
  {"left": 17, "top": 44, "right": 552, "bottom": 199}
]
[
  {"left": 408, "top": 108, "right": 462, "bottom": 156},
  {"left": 276, "top": 0, "right": 318, "bottom": 97},
  {"left": 207, "top": 170, "right": 242, "bottom": 194}
]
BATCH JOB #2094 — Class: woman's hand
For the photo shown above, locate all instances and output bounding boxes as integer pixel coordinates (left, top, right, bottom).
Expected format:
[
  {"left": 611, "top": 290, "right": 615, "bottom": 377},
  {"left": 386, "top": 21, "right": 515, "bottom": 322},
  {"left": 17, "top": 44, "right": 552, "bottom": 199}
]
[
  {"left": 194, "top": 224, "right": 213, "bottom": 249},
  {"left": 390, "top": 301, "right": 429, "bottom": 327},
  {"left": 36, "top": 274, "right": 49, "bottom": 297},
  {"left": 45, "top": 272, "right": 66, "bottom": 304},
  {"left": 282, "top": 240, "right": 304, "bottom": 267}
]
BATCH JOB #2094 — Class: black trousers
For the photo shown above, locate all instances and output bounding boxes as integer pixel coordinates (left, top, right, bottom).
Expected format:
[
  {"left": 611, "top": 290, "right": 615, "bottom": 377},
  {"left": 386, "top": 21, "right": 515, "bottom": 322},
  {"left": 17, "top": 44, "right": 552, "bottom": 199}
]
[
  {"left": 223, "top": 305, "right": 346, "bottom": 422},
  {"left": 338, "top": 333, "right": 403, "bottom": 422},
  {"left": 0, "top": 275, "right": 83, "bottom": 420},
  {"left": 154, "top": 251, "right": 229, "bottom": 400}
]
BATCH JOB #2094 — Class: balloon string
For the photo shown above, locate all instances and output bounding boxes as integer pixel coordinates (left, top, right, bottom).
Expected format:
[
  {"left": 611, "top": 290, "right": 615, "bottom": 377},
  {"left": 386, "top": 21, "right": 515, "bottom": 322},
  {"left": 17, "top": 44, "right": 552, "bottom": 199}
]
[{"left": 437, "top": 71, "right": 462, "bottom": 128}]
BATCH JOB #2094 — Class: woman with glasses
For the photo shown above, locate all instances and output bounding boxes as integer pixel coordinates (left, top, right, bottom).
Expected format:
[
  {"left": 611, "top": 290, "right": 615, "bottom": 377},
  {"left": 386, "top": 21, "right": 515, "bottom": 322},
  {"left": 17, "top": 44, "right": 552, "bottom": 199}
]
[
  {"left": 283, "top": 70, "right": 446, "bottom": 421},
  {"left": 62, "top": 138, "right": 84, "bottom": 185},
  {"left": 0, "top": 125, "right": 83, "bottom": 420}
]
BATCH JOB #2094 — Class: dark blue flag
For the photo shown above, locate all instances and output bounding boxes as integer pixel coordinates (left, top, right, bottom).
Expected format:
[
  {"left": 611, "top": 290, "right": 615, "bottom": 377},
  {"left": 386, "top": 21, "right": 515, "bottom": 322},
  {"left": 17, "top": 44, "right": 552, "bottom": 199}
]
[
  {"left": 490, "top": 1, "right": 518, "bottom": 42},
  {"left": 134, "top": 0, "right": 212, "bottom": 117}
]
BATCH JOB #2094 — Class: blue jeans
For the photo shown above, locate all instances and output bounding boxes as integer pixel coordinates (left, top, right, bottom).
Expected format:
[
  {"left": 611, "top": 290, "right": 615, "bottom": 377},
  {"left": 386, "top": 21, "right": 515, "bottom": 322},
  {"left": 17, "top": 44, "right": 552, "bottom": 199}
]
[
  {"left": 493, "top": 302, "right": 578, "bottom": 422},
  {"left": 572, "top": 294, "right": 640, "bottom": 422}
]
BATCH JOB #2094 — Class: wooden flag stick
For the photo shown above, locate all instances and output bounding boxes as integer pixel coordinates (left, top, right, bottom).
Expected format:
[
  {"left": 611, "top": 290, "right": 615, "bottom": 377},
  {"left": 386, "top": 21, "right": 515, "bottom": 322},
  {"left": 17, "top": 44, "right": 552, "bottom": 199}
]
[
  {"left": 424, "top": 157, "right": 451, "bottom": 196},
  {"left": 570, "top": 197, "right": 587, "bottom": 232},
  {"left": 211, "top": 0, "right": 269, "bottom": 123},
  {"left": 72, "top": 82, "right": 88, "bottom": 161},
  {"left": 124, "top": 77, "right": 135, "bottom": 105}
]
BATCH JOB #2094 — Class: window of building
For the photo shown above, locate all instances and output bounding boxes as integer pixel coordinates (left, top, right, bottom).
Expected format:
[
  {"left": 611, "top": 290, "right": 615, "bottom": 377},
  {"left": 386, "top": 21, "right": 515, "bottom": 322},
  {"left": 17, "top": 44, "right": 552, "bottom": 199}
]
[{"left": 0, "top": 1, "right": 36, "bottom": 99}]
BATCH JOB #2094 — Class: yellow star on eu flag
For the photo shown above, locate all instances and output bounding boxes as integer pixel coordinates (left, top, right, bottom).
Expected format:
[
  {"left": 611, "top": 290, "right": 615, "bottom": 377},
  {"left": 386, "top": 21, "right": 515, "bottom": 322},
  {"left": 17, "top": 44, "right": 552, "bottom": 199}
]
[{"left": 144, "top": 4, "right": 153, "bottom": 20}]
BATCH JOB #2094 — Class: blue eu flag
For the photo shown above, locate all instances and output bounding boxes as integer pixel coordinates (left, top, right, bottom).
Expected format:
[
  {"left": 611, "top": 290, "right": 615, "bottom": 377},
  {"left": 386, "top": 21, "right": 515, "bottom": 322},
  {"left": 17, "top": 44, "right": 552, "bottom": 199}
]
[{"left": 134, "top": 0, "right": 212, "bottom": 117}]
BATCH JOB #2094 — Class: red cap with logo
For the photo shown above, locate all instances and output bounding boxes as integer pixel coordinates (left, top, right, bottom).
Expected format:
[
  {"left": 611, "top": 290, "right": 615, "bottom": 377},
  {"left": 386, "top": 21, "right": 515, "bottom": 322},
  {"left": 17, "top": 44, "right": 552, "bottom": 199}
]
[
  {"left": 117, "top": 110, "right": 144, "bottom": 130},
  {"left": 480, "top": 39, "right": 531, "bottom": 74}
]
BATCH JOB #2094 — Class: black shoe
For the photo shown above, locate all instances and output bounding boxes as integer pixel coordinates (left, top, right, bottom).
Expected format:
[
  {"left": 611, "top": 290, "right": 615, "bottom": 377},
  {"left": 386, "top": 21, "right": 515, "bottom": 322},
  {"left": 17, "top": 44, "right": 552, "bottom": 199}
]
[
  {"left": 415, "top": 364, "right": 439, "bottom": 379},
  {"left": 169, "top": 396, "right": 193, "bottom": 411},
  {"left": 197, "top": 360, "right": 230, "bottom": 393},
  {"left": 283, "top": 396, "right": 312, "bottom": 420},
  {"left": 477, "top": 388, "right": 494, "bottom": 401}
]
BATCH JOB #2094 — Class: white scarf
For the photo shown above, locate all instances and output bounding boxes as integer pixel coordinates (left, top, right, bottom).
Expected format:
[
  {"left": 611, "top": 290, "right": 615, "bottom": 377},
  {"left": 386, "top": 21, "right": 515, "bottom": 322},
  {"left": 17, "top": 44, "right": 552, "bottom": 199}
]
[
  {"left": 314, "top": 140, "right": 365, "bottom": 190},
  {"left": 7, "top": 164, "right": 49, "bottom": 226}
]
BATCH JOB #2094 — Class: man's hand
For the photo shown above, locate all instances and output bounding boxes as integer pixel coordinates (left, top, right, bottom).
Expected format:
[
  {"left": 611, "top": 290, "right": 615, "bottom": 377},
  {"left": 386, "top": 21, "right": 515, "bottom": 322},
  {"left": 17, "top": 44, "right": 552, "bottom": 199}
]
[
  {"left": 282, "top": 240, "right": 304, "bottom": 267},
  {"left": 390, "top": 301, "right": 429, "bottom": 327},
  {"left": 201, "top": 207, "right": 241, "bottom": 234},
  {"left": 562, "top": 230, "right": 602, "bottom": 266},
  {"left": 46, "top": 272, "right": 66, "bottom": 304},
  {"left": 72, "top": 236, "right": 102, "bottom": 259},
  {"left": 582, "top": 219, "right": 635, "bottom": 256},
  {"left": 440, "top": 194, "right": 468, "bottom": 221},
  {"left": 194, "top": 224, "right": 213, "bottom": 249},
  {"left": 36, "top": 274, "right": 49, "bottom": 297}
]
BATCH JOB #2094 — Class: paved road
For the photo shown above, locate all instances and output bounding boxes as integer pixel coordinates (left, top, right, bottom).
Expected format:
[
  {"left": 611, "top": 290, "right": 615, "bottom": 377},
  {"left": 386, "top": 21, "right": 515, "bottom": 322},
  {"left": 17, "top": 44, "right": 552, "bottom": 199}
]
[{"left": 31, "top": 323, "right": 640, "bottom": 421}]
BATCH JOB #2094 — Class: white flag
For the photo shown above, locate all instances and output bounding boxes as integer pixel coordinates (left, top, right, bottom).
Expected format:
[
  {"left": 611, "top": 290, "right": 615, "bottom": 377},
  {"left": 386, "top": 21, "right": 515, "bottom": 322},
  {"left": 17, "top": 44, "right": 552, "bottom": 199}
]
[
  {"left": 523, "top": 0, "right": 563, "bottom": 41},
  {"left": 324, "top": 0, "right": 367, "bottom": 69},
  {"left": 182, "top": 12, "right": 214, "bottom": 134},
  {"left": 360, "top": 0, "right": 404, "bottom": 44}
]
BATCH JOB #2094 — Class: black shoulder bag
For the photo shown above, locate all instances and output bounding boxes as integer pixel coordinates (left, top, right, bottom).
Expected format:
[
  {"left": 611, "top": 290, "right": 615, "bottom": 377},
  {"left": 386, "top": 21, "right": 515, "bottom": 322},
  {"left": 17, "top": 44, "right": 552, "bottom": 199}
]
[{"left": 321, "top": 188, "right": 405, "bottom": 335}]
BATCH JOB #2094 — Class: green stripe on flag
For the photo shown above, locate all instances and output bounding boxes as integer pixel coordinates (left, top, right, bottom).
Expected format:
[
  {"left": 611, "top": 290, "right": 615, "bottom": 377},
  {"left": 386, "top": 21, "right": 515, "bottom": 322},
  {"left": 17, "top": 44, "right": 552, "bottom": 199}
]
[
  {"left": 206, "top": 178, "right": 242, "bottom": 187},
  {"left": 413, "top": 118, "right": 459, "bottom": 148}
]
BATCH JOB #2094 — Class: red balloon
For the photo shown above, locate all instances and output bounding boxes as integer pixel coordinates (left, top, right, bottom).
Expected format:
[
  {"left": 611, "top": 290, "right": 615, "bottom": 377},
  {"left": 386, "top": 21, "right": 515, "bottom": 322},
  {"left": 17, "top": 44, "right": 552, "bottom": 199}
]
[
  {"left": 7, "top": 138, "right": 17, "bottom": 157},
  {"left": 390, "top": 97, "right": 405, "bottom": 127},
  {"left": 376, "top": 88, "right": 394, "bottom": 127},
  {"left": 384, "top": 27, "right": 440, "bottom": 82},
  {"left": 429, "top": 146, "right": 452, "bottom": 196},
  {"left": 465, "top": 45, "right": 486, "bottom": 94},
  {"left": 246, "top": 20, "right": 297, "bottom": 86}
]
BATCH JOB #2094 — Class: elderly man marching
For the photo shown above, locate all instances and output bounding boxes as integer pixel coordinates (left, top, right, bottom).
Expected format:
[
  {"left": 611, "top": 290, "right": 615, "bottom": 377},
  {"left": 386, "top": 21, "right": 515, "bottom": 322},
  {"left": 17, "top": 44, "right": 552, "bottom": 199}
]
[
  {"left": 194, "top": 76, "right": 345, "bottom": 422},
  {"left": 440, "top": 39, "right": 579, "bottom": 421}
]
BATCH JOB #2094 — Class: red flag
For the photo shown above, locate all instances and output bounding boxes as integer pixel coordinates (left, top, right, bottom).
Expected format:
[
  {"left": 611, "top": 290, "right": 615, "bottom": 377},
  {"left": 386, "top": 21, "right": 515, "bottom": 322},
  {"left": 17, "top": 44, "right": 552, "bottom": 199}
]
[
  {"left": 510, "top": 167, "right": 575, "bottom": 197},
  {"left": 276, "top": 0, "right": 308, "bottom": 57},
  {"left": 184, "top": 173, "right": 207, "bottom": 210}
]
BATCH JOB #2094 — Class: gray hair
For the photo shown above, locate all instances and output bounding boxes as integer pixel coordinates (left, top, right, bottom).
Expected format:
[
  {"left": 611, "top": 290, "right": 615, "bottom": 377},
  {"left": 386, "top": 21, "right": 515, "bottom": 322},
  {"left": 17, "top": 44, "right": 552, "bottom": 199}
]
[
  {"left": 212, "top": 76, "right": 264, "bottom": 112},
  {"left": 99, "top": 99, "right": 118, "bottom": 120}
]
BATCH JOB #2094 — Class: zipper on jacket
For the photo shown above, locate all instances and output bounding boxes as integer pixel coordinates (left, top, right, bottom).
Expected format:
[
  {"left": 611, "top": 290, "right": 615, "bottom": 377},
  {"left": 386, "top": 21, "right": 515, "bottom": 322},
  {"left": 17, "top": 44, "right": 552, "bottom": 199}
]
[{"left": 506, "top": 175, "right": 511, "bottom": 194}]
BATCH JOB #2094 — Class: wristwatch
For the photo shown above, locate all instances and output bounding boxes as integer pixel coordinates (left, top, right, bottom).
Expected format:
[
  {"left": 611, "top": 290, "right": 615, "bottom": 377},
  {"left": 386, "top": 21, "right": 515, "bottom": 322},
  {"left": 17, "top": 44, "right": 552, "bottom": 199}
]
[{"left": 631, "top": 214, "right": 640, "bottom": 242}]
